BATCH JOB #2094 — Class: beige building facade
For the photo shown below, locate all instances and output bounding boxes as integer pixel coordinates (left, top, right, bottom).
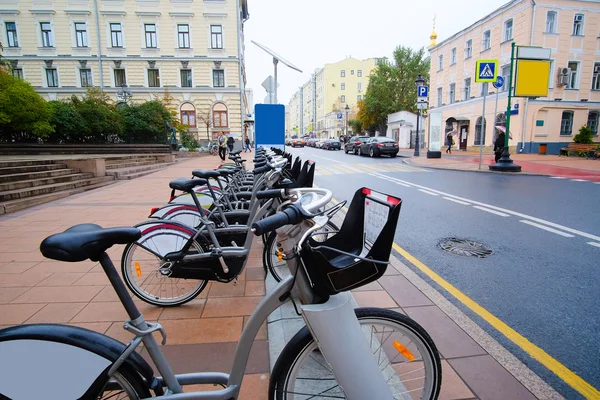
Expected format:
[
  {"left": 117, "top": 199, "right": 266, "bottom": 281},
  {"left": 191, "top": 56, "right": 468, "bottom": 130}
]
[
  {"left": 286, "top": 56, "right": 384, "bottom": 138},
  {"left": 0, "top": 0, "right": 250, "bottom": 141},
  {"left": 427, "top": 0, "right": 600, "bottom": 154}
]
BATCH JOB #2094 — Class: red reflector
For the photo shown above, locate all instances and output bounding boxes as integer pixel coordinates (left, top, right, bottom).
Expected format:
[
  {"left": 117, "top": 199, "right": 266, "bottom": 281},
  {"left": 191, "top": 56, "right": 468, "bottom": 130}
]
[
  {"left": 362, "top": 188, "right": 372, "bottom": 195},
  {"left": 387, "top": 196, "right": 401, "bottom": 206},
  {"left": 150, "top": 207, "right": 159, "bottom": 214},
  {"left": 356, "top": 141, "right": 361, "bottom": 145},
  {"left": 377, "top": 143, "right": 384, "bottom": 147}
]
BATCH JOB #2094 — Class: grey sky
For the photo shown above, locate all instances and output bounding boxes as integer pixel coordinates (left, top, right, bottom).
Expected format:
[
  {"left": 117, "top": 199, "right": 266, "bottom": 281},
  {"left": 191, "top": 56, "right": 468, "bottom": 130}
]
[{"left": 244, "top": 0, "right": 510, "bottom": 107}]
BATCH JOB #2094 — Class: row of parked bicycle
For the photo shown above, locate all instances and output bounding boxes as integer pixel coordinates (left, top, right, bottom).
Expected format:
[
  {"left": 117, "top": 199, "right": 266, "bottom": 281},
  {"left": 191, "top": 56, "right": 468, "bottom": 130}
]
[{"left": 0, "top": 147, "right": 442, "bottom": 399}]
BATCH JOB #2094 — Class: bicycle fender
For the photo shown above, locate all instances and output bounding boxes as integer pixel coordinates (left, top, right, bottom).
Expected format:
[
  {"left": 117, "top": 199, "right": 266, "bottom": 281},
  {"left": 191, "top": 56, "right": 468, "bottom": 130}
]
[
  {"left": 0, "top": 324, "right": 154, "bottom": 399},
  {"left": 149, "top": 204, "right": 207, "bottom": 219},
  {"left": 169, "top": 192, "right": 216, "bottom": 208}
]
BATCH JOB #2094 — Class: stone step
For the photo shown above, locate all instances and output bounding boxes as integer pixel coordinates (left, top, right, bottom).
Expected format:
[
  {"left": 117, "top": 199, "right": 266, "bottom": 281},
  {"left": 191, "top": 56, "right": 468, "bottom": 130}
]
[
  {"left": 106, "top": 162, "right": 175, "bottom": 179},
  {"left": 0, "top": 168, "right": 81, "bottom": 184},
  {"left": 0, "top": 173, "right": 94, "bottom": 192},
  {"left": 105, "top": 156, "right": 160, "bottom": 164},
  {"left": 105, "top": 159, "right": 164, "bottom": 169},
  {"left": 0, "top": 160, "right": 59, "bottom": 168},
  {"left": 0, "top": 163, "right": 67, "bottom": 176},
  {"left": 0, "top": 178, "right": 116, "bottom": 215},
  {"left": 0, "top": 176, "right": 114, "bottom": 202}
]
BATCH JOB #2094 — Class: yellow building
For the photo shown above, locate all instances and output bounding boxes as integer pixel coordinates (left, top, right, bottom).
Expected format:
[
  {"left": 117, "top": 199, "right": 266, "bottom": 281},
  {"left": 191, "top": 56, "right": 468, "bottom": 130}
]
[
  {"left": 0, "top": 0, "right": 251, "bottom": 141},
  {"left": 427, "top": 0, "right": 600, "bottom": 154},
  {"left": 287, "top": 56, "right": 385, "bottom": 138}
]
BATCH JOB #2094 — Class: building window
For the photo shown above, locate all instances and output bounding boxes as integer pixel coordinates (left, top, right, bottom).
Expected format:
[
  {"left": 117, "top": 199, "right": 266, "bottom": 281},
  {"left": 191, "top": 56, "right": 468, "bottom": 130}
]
[
  {"left": 341, "top": 70, "right": 345, "bottom": 77},
  {"left": 213, "top": 69, "right": 225, "bottom": 87},
  {"left": 12, "top": 68, "right": 23, "bottom": 79},
  {"left": 341, "top": 83, "right": 345, "bottom": 90},
  {"left": 110, "top": 23, "right": 123, "bottom": 47},
  {"left": 341, "top": 95, "right": 346, "bottom": 103},
  {"left": 546, "top": 11, "right": 557, "bottom": 33},
  {"left": 213, "top": 103, "right": 228, "bottom": 128},
  {"left": 560, "top": 111, "right": 574, "bottom": 135},
  {"left": 114, "top": 68, "right": 126, "bottom": 87},
  {"left": 80, "top": 69, "right": 92, "bottom": 87},
  {"left": 5, "top": 22, "right": 18, "bottom": 47},
  {"left": 40, "top": 22, "right": 53, "bottom": 47},
  {"left": 181, "top": 107, "right": 196, "bottom": 127},
  {"left": 437, "top": 87, "right": 442, "bottom": 107},
  {"left": 500, "top": 65, "right": 510, "bottom": 92},
  {"left": 449, "top": 83, "right": 455, "bottom": 104},
  {"left": 567, "top": 62, "right": 579, "bottom": 89},
  {"left": 75, "top": 23, "right": 88, "bottom": 47},
  {"left": 180, "top": 69, "right": 192, "bottom": 87},
  {"left": 482, "top": 30, "right": 491, "bottom": 50},
  {"left": 475, "top": 116, "right": 486, "bottom": 145},
  {"left": 178, "top": 24, "right": 190, "bottom": 48},
  {"left": 357, "top": 82, "right": 362, "bottom": 90},
  {"left": 465, "top": 39, "right": 472, "bottom": 59},
  {"left": 46, "top": 69, "right": 58, "bottom": 87},
  {"left": 450, "top": 48, "right": 456, "bottom": 65},
  {"left": 145, "top": 24, "right": 157, "bottom": 48},
  {"left": 464, "top": 78, "right": 471, "bottom": 100},
  {"left": 592, "top": 63, "right": 600, "bottom": 91},
  {"left": 438, "top": 55, "right": 443, "bottom": 71},
  {"left": 573, "top": 14, "right": 584, "bottom": 36},
  {"left": 357, "top": 70, "right": 362, "bottom": 77},
  {"left": 211, "top": 25, "right": 223, "bottom": 49},
  {"left": 147, "top": 69, "right": 160, "bottom": 87},
  {"left": 357, "top": 95, "right": 362, "bottom": 101},
  {"left": 351, "top": 70, "right": 354, "bottom": 75},
  {"left": 588, "top": 111, "right": 599, "bottom": 135},
  {"left": 503, "top": 19, "right": 513, "bottom": 41}
]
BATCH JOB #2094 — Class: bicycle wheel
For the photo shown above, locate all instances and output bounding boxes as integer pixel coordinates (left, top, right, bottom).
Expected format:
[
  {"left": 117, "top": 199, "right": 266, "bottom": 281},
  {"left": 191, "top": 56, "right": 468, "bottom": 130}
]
[
  {"left": 98, "top": 367, "right": 151, "bottom": 399},
  {"left": 122, "top": 227, "right": 208, "bottom": 307},
  {"left": 270, "top": 308, "right": 442, "bottom": 400},
  {"left": 210, "top": 146, "right": 218, "bottom": 156},
  {"left": 264, "top": 221, "right": 338, "bottom": 282}
]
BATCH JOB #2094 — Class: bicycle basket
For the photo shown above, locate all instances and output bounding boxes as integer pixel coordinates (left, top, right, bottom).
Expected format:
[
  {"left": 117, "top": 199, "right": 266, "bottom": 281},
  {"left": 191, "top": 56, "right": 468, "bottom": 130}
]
[{"left": 301, "top": 187, "right": 401, "bottom": 297}]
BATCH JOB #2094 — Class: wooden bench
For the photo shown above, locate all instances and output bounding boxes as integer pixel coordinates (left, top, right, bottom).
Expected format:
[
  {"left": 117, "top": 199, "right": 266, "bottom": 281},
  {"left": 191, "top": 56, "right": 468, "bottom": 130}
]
[{"left": 559, "top": 143, "right": 599, "bottom": 159}]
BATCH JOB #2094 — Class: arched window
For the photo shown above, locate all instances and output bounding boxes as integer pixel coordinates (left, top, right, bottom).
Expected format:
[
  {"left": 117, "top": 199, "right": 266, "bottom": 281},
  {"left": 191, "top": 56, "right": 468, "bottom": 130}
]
[
  {"left": 180, "top": 102, "right": 196, "bottom": 127},
  {"left": 560, "top": 111, "right": 574, "bottom": 135},
  {"left": 475, "top": 116, "right": 486, "bottom": 145},
  {"left": 212, "top": 102, "right": 228, "bottom": 128}
]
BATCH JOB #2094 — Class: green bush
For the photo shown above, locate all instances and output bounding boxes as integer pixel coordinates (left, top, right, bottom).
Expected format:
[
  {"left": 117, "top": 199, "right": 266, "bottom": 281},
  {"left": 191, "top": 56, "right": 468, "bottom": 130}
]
[
  {"left": 119, "top": 101, "right": 170, "bottom": 144},
  {"left": 47, "top": 100, "right": 90, "bottom": 143},
  {"left": 179, "top": 130, "right": 199, "bottom": 150},
  {"left": 573, "top": 125, "right": 593, "bottom": 144}
]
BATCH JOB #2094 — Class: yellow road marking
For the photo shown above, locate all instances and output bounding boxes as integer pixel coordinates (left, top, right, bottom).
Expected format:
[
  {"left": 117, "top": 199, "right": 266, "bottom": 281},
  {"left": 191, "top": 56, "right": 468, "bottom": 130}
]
[
  {"left": 330, "top": 197, "right": 599, "bottom": 399},
  {"left": 318, "top": 168, "right": 332, "bottom": 175},
  {"left": 333, "top": 165, "right": 355, "bottom": 173}
]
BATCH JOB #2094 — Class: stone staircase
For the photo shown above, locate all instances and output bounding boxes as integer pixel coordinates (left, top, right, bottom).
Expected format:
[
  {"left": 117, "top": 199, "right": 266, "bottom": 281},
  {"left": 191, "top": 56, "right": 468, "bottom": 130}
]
[
  {"left": 105, "top": 155, "right": 176, "bottom": 180},
  {"left": 0, "top": 160, "right": 115, "bottom": 214}
]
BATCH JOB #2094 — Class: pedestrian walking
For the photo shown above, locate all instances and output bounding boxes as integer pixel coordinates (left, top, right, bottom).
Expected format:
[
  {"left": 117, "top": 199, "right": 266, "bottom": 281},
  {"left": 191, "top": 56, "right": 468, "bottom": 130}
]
[
  {"left": 494, "top": 131, "right": 506, "bottom": 163},
  {"left": 227, "top": 135, "right": 234, "bottom": 153},
  {"left": 446, "top": 131, "right": 454, "bottom": 154},
  {"left": 218, "top": 132, "right": 227, "bottom": 161},
  {"left": 244, "top": 136, "right": 251, "bottom": 152}
]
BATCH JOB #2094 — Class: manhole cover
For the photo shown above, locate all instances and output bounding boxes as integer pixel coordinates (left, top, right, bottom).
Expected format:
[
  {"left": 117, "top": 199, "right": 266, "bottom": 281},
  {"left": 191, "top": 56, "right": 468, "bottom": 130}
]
[{"left": 438, "top": 238, "right": 493, "bottom": 258}]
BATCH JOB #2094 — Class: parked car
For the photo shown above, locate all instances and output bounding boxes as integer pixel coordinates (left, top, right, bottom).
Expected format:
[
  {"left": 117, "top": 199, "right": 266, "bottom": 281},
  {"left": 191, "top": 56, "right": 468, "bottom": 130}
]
[
  {"left": 315, "top": 139, "right": 325, "bottom": 148},
  {"left": 344, "top": 135, "right": 371, "bottom": 155},
  {"left": 307, "top": 138, "right": 317, "bottom": 147},
  {"left": 322, "top": 138, "right": 341, "bottom": 150},
  {"left": 291, "top": 138, "right": 305, "bottom": 147},
  {"left": 357, "top": 137, "right": 399, "bottom": 157}
]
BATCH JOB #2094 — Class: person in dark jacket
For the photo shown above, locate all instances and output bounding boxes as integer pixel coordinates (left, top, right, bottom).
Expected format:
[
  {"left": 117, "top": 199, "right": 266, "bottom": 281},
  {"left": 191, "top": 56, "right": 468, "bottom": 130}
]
[
  {"left": 227, "top": 136, "right": 234, "bottom": 152},
  {"left": 494, "top": 132, "right": 506, "bottom": 163},
  {"left": 446, "top": 132, "right": 453, "bottom": 154}
]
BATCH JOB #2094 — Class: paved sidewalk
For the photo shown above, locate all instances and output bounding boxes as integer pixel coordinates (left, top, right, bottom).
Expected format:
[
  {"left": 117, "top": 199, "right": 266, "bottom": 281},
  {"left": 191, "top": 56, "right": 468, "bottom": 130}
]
[
  {"left": 400, "top": 150, "right": 600, "bottom": 181},
  {"left": 0, "top": 155, "right": 269, "bottom": 398}
]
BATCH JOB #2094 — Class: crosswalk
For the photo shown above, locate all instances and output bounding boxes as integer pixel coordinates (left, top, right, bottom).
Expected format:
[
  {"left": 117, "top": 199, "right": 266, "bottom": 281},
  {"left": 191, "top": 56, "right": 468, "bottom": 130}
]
[{"left": 314, "top": 162, "right": 430, "bottom": 176}]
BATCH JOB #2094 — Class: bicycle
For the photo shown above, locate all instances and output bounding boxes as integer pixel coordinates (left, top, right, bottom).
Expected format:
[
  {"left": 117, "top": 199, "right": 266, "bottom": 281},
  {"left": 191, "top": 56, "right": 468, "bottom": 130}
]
[
  {"left": 208, "top": 142, "right": 218, "bottom": 156},
  {"left": 1, "top": 186, "right": 441, "bottom": 399}
]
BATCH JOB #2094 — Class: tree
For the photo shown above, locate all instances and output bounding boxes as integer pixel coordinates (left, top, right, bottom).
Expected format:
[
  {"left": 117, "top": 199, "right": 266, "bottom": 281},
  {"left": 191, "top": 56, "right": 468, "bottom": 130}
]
[
  {"left": 160, "top": 89, "right": 185, "bottom": 132},
  {"left": 361, "top": 46, "right": 430, "bottom": 134},
  {"left": 0, "top": 70, "right": 54, "bottom": 142},
  {"left": 197, "top": 106, "right": 213, "bottom": 141},
  {"left": 331, "top": 97, "right": 343, "bottom": 113},
  {"left": 0, "top": 42, "right": 12, "bottom": 72},
  {"left": 47, "top": 100, "right": 90, "bottom": 143},
  {"left": 119, "top": 101, "right": 171, "bottom": 144},
  {"left": 573, "top": 125, "right": 594, "bottom": 145},
  {"left": 348, "top": 119, "right": 363, "bottom": 135},
  {"left": 76, "top": 90, "right": 122, "bottom": 143}
]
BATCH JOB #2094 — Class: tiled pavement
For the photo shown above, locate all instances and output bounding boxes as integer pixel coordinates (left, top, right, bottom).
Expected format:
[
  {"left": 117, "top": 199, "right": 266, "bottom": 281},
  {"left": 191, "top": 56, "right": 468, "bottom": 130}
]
[{"left": 0, "top": 153, "right": 561, "bottom": 399}]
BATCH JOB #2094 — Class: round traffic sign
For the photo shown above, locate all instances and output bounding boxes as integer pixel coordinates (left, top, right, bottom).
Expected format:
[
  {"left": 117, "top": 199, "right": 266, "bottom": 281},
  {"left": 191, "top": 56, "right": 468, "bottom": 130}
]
[{"left": 493, "top": 76, "right": 505, "bottom": 89}]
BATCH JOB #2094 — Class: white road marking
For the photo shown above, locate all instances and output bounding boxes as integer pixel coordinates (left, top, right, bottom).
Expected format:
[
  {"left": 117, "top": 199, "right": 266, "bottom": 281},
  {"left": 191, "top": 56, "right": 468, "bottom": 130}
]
[
  {"left": 367, "top": 173, "right": 412, "bottom": 187},
  {"left": 443, "top": 197, "right": 471, "bottom": 205},
  {"left": 310, "top": 154, "right": 345, "bottom": 164},
  {"left": 369, "top": 172, "right": 600, "bottom": 242},
  {"left": 550, "top": 176, "right": 567, "bottom": 179},
  {"left": 587, "top": 242, "right": 600, "bottom": 248},
  {"left": 473, "top": 206, "right": 510, "bottom": 217},
  {"left": 520, "top": 220, "right": 575, "bottom": 237},
  {"left": 571, "top": 179, "right": 588, "bottom": 182},
  {"left": 418, "top": 189, "right": 439, "bottom": 196}
]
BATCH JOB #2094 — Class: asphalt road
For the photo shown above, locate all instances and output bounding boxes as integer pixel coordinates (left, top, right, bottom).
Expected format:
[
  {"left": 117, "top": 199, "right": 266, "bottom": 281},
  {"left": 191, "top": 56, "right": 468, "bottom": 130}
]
[{"left": 287, "top": 145, "right": 600, "bottom": 399}]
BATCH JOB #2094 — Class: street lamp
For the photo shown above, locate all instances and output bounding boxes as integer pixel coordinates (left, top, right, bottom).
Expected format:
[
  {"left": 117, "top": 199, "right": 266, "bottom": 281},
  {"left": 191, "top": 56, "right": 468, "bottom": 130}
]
[
  {"left": 345, "top": 104, "right": 350, "bottom": 138},
  {"left": 414, "top": 74, "right": 425, "bottom": 156},
  {"left": 117, "top": 83, "right": 132, "bottom": 106}
]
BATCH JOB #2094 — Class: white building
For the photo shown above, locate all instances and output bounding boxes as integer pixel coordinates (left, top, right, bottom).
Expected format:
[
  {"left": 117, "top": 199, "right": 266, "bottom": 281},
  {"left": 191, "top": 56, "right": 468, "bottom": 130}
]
[{"left": 387, "top": 111, "right": 426, "bottom": 149}]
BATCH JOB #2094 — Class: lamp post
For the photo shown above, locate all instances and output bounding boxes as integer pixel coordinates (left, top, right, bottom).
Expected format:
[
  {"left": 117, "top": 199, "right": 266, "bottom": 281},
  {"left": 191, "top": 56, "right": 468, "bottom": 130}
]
[
  {"left": 344, "top": 104, "right": 350, "bottom": 139},
  {"left": 414, "top": 74, "right": 425, "bottom": 157},
  {"left": 117, "top": 83, "right": 132, "bottom": 106}
]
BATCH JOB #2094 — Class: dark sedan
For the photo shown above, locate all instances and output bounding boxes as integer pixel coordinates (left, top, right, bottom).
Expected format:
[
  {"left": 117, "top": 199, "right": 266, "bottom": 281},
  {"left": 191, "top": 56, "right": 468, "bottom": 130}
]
[
  {"left": 344, "top": 135, "right": 370, "bottom": 155},
  {"left": 357, "top": 137, "right": 399, "bottom": 157},
  {"left": 322, "top": 139, "right": 341, "bottom": 150}
]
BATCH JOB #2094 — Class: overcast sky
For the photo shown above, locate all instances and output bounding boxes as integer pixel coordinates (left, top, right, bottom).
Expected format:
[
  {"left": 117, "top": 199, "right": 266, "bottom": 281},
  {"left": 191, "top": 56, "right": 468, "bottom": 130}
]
[{"left": 243, "top": 0, "right": 509, "bottom": 107}]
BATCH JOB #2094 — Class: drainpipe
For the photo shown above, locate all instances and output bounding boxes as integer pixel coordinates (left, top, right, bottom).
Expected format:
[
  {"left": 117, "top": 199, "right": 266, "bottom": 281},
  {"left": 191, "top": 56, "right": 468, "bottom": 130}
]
[
  {"left": 93, "top": 0, "right": 104, "bottom": 93},
  {"left": 236, "top": 0, "right": 245, "bottom": 141},
  {"left": 521, "top": 0, "right": 537, "bottom": 152}
]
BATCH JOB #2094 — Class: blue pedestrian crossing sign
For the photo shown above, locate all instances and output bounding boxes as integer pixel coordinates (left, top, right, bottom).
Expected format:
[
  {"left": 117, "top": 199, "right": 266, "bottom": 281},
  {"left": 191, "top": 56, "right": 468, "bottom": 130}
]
[
  {"left": 417, "top": 86, "right": 429, "bottom": 98},
  {"left": 475, "top": 60, "right": 498, "bottom": 83}
]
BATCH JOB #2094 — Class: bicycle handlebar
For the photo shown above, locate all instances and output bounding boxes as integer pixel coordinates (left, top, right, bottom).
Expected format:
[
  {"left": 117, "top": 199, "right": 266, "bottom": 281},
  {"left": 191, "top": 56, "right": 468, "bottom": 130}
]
[
  {"left": 256, "top": 189, "right": 286, "bottom": 200},
  {"left": 251, "top": 205, "right": 305, "bottom": 236}
]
